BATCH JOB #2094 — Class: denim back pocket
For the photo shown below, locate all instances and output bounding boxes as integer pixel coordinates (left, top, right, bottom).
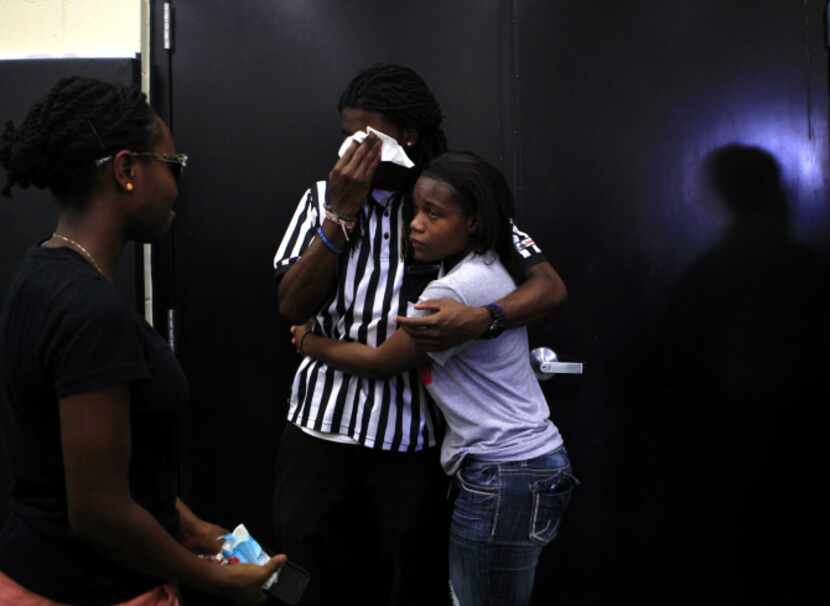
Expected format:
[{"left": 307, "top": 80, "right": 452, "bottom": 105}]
[
  {"left": 529, "top": 469, "right": 579, "bottom": 545},
  {"left": 452, "top": 464, "right": 499, "bottom": 541}
]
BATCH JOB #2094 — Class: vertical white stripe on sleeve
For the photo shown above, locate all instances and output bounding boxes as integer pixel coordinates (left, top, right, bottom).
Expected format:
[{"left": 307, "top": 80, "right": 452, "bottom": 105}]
[{"left": 274, "top": 188, "right": 312, "bottom": 268}]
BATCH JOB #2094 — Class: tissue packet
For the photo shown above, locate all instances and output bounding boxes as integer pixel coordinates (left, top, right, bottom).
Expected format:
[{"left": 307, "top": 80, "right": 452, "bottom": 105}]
[
  {"left": 219, "top": 524, "right": 280, "bottom": 590},
  {"left": 337, "top": 126, "right": 415, "bottom": 169}
]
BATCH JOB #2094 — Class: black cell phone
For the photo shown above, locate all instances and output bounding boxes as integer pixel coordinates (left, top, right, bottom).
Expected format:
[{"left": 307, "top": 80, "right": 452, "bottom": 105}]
[{"left": 264, "top": 560, "right": 311, "bottom": 605}]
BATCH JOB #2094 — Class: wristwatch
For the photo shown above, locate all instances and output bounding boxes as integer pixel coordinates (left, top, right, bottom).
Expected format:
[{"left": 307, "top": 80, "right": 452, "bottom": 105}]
[{"left": 482, "top": 303, "right": 507, "bottom": 339}]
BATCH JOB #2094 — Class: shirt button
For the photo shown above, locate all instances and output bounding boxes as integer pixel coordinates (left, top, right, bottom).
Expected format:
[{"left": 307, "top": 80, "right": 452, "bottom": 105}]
[
  {"left": 383, "top": 210, "right": 390, "bottom": 217},
  {"left": 384, "top": 233, "right": 390, "bottom": 240}
]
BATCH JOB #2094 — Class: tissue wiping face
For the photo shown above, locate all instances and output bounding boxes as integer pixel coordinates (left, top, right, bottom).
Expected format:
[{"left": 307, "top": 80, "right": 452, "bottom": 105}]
[{"left": 337, "top": 126, "right": 415, "bottom": 169}]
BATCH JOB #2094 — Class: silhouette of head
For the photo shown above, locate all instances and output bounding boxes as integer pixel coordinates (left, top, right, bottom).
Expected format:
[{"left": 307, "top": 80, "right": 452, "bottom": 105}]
[{"left": 703, "top": 144, "right": 788, "bottom": 222}]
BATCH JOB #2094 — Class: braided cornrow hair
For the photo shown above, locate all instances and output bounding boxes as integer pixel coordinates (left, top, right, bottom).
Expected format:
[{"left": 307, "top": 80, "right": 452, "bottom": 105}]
[
  {"left": 338, "top": 65, "right": 448, "bottom": 259},
  {"left": 337, "top": 64, "right": 448, "bottom": 171},
  {"left": 0, "top": 76, "right": 157, "bottom": 208}
]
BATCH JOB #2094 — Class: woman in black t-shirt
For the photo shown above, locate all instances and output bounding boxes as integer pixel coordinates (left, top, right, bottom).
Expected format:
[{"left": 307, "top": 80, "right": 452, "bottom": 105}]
[{"left": 0, "top": 77, "right": 284, "bottom": 605}]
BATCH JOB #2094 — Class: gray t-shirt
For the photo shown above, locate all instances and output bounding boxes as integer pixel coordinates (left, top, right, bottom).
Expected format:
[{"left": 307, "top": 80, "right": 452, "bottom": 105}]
[{"left": 410, "top": 251, "right": 563, "bottom": 475}]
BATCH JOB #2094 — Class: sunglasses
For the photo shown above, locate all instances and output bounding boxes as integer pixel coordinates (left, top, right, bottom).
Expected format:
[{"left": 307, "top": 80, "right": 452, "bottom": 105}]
[{"left": 95, "top": 152, "right": 189, "bottom": 179}]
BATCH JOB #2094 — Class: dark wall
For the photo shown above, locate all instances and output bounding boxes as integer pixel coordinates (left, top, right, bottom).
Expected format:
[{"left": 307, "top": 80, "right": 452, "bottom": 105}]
[
  {"left": 517, "top": 2, "right": 829, "bottom": 603},
  {"left": 161, "top": 1, "right": 830, "bottom": 604},
  {"left": 0, "top": 58, "right": 142, "bottom": 527}
]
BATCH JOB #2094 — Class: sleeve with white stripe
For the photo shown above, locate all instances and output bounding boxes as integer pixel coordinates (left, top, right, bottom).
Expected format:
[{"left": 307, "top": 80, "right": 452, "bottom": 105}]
[
  {"left": 510, "top": 220, "right": 547, "bottom": 270},
  {"left": 273, "top": 181, "right": 325, "bottom": 277}
]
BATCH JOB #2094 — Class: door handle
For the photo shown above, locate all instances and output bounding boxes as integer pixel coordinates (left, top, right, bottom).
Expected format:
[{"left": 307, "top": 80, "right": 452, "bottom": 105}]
[{"left": 530, "top": 347, "right": 584, "bottom": 381}]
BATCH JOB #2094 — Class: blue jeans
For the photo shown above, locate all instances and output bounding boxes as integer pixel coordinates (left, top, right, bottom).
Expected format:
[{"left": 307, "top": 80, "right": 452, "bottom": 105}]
[{"left": 448, "top": 447, "right": 577, "bottom": 606}]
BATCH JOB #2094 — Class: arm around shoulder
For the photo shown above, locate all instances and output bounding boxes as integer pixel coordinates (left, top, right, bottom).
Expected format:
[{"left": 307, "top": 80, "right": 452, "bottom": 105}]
[{"left": 525, "top": 261, "right": 567, "bottom": 310}]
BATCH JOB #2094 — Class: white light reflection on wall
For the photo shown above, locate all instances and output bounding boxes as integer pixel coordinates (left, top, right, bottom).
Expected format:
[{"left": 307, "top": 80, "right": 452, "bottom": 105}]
[{"left": 683, "top": 109, "right": 829, "bottom": 251}]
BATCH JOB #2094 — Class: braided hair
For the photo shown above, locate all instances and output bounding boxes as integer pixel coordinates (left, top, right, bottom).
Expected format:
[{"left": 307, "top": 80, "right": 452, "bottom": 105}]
[
  {"left": 0, "top": 76, "right": 157, "bottom": 208},
  {"left": 421, "top": 151, "right": 524, "bottom": 284},
  {"left": 339, "top": 65, "right": 449, "bottom": 258},
  {"left": 338, "top": 64, "right": 448, "bottom": 169}
]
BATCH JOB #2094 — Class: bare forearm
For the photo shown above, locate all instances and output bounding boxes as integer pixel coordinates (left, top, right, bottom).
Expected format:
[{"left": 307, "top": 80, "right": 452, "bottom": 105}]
[
  {"left": 277, "top": 220, "right": 346, "bottom": 324},
  {"left": 303, "top": 334, "right": 387, "bottom": 378},
  {"left": 176, "top": 498, "right": 221, "bottom": 549},
  {"left": 302, "top": 329, "right": 423, "bottom": 379},
  {"left": 280, "top": 137, "right": 381, "bottom": 323},
  {"left": 398, "top": 264, "right": 567, "bottom": 352},
  {"left": 72, "top": 499, "right": 223, "bottom": 591},
  {"left": 175, "top": 498, "right": 202, "bottom": 537},
  {"left": 497, "top": 263, "right": 567, "bottom": 328}
]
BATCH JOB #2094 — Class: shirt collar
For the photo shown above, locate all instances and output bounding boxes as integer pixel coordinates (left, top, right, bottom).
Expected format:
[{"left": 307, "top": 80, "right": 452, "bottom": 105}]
[{"left": 371, "top": 188, "right": 396, "bottom": 207}]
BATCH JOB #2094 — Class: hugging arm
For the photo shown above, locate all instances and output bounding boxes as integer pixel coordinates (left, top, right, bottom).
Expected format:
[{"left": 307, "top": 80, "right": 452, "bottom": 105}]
[{"left": 291, "top": 324, "right": 428, "bottom": 379}]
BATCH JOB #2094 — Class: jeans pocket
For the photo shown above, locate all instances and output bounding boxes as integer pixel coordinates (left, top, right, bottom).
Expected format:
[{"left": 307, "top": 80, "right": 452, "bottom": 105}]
[
  {"left": 529, "top": 470, "right": 579, "bottom": 545},
  {"left": 452, "top": 465, "right": 499, "bottom": 540},
  {"left": 457, "top": 464, "right": 498, "bottom": 496}
]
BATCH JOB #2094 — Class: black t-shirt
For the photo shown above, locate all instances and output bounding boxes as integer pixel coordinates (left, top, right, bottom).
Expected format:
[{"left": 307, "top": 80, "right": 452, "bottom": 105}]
[{"left": 0, "top": 246, "right": 188, "bottom": 605}]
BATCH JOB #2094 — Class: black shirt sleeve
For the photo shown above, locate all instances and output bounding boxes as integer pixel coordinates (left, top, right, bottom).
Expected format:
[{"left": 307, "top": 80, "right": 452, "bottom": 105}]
[{"left": 43, "top": 276, "right": 150, "bottom": 398}]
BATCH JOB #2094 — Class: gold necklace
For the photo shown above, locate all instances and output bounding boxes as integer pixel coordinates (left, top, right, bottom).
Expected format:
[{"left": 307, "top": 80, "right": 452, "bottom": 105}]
[{"left": 51, "top": 232, "right": 105, "bottom": 276}]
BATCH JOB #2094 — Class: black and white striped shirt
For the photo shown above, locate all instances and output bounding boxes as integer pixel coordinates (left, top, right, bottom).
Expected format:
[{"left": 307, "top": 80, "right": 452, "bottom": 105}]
[{"left": 274, "top": 181, "right": 546, "bottom": 452}]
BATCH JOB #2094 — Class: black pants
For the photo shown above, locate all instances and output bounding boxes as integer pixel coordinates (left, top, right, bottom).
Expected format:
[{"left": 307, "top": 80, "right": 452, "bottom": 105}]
[{"left": 273, "top": 423, "right": 450, "bottom": 606}]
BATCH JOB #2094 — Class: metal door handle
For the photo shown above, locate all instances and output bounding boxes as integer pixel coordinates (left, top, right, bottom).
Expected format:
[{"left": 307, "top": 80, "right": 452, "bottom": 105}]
[{"left": 530, "top": 347, "right": 584, "bottom": 381}]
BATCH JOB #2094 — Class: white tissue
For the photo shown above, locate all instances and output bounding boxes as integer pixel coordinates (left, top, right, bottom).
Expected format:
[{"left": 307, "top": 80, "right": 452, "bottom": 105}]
[{"left": 337, "top": 126, "right": 415, "bottom": 169}]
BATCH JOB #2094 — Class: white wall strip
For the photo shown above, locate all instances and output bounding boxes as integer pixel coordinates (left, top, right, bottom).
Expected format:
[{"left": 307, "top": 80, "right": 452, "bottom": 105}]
[
  {"left": 0, "top": 52, "right": 137, "bottom": 60},
  {"left": 140, "top": 0, "right": 154, "bottom": 326}
]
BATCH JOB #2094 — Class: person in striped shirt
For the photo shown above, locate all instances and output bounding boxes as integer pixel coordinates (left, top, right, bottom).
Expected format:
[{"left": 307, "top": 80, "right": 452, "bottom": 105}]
[
  {"left": 290, "top": 150, "right": 575, "bottom": 606},
  {"left": 273, "top": 65, "right": 566, "bottom": 606}
]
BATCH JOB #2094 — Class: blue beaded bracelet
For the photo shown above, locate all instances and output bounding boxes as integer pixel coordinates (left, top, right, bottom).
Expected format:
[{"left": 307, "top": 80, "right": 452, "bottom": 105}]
[{"left": 316, "top": 225, "right": 344, "bottom": 255}]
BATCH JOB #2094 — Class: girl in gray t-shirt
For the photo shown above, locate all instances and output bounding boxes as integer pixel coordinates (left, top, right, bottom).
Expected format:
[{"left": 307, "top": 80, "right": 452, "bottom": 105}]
[{"left": 292, "top": 152, "right": 577, "bottom": 606}]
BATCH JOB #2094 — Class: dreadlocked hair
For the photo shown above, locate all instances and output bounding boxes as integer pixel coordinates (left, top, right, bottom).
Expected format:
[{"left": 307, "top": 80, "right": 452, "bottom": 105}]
[
  {"left": 0, "top": 76, "right": 157, "bottom": 207},
  {"left": 338, "top": 64, "right": 448, "bottom": 169},
  {"left": 421, "top": 151, "right": 525, "bottom": 284}
]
